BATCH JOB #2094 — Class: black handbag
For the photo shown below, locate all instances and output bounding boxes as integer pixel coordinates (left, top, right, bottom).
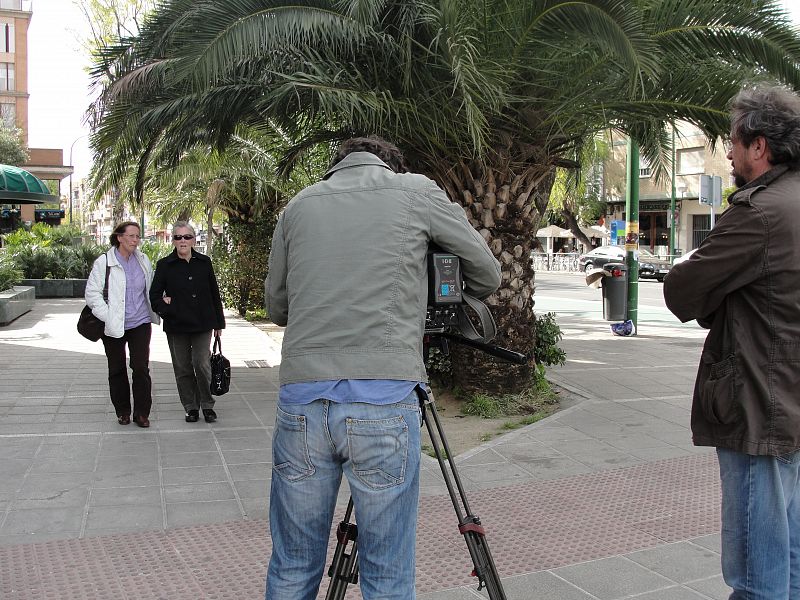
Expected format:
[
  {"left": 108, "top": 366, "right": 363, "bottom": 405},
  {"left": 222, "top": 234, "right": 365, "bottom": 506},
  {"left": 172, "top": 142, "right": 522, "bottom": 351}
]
[
  {"left": 77, "top": 257, "right": 110, "bottom": 342},
  {"left": 210, "top": 334, "right": 231, "bottom": 395}
]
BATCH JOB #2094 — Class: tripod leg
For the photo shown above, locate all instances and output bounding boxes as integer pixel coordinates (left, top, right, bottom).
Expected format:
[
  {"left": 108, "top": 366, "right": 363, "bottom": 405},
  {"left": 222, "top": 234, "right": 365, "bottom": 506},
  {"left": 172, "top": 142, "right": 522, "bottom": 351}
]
[
  {"left": 420, "top": 388, "right": 508, "bottom": 600},
  {"left": 326, "top": 498, "right": 359, "bottom": 600}
]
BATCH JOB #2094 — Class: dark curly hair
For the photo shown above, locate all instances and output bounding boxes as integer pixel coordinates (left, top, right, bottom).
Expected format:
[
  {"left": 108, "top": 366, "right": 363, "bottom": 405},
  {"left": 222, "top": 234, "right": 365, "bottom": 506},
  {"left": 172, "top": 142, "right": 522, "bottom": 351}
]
[{"left": 330, "top": 136, "right": 409, "bottom": 173}]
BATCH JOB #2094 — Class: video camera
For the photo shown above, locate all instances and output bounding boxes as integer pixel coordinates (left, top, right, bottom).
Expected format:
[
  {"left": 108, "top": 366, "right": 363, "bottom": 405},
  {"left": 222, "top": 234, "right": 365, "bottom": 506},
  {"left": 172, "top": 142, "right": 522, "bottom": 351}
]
[{"left": 425, "top": 251, "right": 527, "bottom": 365}]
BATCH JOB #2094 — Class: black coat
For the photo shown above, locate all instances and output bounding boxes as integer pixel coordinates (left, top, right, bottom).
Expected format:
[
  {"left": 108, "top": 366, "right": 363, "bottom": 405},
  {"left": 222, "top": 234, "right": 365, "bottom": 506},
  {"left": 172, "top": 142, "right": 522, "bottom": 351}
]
[{"left": 150, "top": 249, "right": 225, "bottom": 334}]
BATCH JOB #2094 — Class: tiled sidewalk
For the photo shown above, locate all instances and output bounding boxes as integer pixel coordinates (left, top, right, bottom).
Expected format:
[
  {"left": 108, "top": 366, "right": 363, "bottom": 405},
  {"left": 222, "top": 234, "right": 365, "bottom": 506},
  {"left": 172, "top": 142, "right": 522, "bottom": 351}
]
[{"left": 0, "top": 298, "right": 729, "bottom": 599}]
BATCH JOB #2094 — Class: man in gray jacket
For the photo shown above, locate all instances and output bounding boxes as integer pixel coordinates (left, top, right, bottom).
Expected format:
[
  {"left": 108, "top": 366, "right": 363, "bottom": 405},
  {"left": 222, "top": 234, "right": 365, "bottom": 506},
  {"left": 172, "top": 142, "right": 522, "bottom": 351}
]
[
  {"left": 664, "top": 85, "right": 800, "bottom": 599},
  {"left": 264, "top": 137, "right": 501, "bottom": 600}
]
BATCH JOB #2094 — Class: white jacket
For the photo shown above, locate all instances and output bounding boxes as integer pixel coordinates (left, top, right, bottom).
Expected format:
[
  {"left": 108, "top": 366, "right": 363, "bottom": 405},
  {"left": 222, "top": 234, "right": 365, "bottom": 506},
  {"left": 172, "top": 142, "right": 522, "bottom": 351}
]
[{"left": 85, "top": 248, "right": 160, "bottom": 338}]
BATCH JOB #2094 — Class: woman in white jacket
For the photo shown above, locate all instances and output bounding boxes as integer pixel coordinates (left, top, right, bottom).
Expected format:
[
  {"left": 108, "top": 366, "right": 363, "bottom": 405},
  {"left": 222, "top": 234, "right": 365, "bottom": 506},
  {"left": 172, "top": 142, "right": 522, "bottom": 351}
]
[{"left": 85, "top": 221, "right": 160, "bottom": 427}]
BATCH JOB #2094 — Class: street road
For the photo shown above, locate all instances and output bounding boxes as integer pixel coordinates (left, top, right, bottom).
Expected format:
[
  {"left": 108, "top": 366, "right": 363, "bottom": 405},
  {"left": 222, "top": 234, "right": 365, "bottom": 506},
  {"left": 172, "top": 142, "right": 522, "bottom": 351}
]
[
  {"left": 532, "top": 272, "right": 708, "bottom": 341},
  {"left": 532, "top": 272, "right": 707, "bottom": 401}
]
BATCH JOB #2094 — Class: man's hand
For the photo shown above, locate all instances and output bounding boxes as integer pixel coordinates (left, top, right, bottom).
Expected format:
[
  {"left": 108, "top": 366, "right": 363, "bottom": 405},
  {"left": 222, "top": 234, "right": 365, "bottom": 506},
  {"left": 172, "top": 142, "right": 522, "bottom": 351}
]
[{"left": 163, "top": 296, "right": 172, "bottom": 304}]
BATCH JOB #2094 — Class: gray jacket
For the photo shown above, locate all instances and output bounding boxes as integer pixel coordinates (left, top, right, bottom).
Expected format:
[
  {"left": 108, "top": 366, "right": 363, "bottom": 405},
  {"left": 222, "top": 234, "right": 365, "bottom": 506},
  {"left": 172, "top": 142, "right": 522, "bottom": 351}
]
[
  {"left": 664, "top": 165, "right": 800, "bottom": 456},
  {"left": 265, "top": 152, "right": 501, "bottom": 384}
]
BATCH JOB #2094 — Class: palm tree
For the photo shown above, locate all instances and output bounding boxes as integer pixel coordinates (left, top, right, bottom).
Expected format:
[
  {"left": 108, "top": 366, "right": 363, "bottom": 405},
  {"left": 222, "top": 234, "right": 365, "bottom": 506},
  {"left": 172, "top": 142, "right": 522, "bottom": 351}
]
[{"left": 88, "top": 0, "right": 800, "bottom": 393}]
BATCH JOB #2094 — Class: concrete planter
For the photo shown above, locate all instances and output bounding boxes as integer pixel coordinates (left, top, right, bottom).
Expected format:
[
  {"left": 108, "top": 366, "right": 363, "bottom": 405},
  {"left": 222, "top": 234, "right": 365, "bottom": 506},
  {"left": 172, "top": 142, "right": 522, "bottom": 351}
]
[
  {"left": 0, "top": 285, "right": 35, "bottom": 325},
  {"left": 20, "top": 278, "right": 87, "bottom": 298}
]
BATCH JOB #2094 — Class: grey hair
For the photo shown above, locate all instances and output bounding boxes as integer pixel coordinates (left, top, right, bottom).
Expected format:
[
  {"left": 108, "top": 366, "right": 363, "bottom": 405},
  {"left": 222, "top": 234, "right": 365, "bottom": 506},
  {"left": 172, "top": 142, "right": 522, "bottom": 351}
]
[
  {"left": 172, "top": 221, "right": 196, "bottom": 236},
  {"left": 730, "top": 84, "right": 800, "bottom": 167}
]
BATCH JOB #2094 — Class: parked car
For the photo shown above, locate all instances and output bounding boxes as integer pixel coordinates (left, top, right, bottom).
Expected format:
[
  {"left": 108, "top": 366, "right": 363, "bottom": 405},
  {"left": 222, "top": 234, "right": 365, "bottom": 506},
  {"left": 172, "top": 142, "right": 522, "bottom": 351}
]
[
  {"left": 579, "top": 245, "right": 625, "bottom": 272},
  {"left": 579, "top": 245, "right": 672, "bottom": 281}
]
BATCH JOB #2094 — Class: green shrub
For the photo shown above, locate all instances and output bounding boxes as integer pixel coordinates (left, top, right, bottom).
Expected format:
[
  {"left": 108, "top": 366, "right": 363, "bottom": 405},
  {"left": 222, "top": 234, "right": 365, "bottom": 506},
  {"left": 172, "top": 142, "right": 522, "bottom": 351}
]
[
  {"left": 47, "top": 224, "right": 83, "bottom": 247},
  {"left": 12, "top": 246, "right": 51, "bottom": 279},
  {"left": 47, "top": 246, "right": 82, "bottom": 279},
  {"left": 139, "top": 240, "right": 171, "bottom": 265},
  {"left": 533, "top": 312, "right": 566, "bottom": 367},
  {"left": 0, "top": 251, "right": 22, "bottom": 291},
  {"left": 9, "top": 243, "right": 105, "bottom": 279},
  {"left": 72, "top": 244, "right": 105, "bottom": 277},
  {"left": 212, "top": 214, "right": 274, "bottom": 318},
  {"left": 2, "top": 226, "right": 48, "bottom": 250}
]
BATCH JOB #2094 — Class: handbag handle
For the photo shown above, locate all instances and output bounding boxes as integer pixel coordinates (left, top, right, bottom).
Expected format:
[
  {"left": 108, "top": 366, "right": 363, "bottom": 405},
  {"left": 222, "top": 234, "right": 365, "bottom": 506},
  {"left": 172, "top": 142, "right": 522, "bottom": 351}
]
[
  {"left": 213, "top": 334, "right": 222, "bottom": 354},
  {"left": 102, "top": 255, "right": 110, "bottom": 304}
]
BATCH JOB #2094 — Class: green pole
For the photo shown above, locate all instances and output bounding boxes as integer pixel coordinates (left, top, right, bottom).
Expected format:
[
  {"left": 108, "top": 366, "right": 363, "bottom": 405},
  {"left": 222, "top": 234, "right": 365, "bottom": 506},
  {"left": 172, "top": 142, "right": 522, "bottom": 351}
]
[
  {"left": 669, "top": 123, "right": 676, "bottom": 258},
  {"left": 625, "top": 138, "right": 639, "bottom": 334}
]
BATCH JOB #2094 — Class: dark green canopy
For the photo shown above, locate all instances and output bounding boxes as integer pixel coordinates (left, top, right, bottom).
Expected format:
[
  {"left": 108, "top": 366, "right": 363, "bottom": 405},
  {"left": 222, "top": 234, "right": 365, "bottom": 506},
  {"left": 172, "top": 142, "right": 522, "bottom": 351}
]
[{"left": 0, "top": 164, "right": 59, "bottom": 204}]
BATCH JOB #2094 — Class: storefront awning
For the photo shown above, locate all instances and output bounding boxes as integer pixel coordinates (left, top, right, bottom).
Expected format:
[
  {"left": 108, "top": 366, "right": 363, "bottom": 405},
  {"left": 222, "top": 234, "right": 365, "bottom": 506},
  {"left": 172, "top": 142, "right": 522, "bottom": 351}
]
[{"left": 0, "top": 164, "right": 59, "bottom": 204}]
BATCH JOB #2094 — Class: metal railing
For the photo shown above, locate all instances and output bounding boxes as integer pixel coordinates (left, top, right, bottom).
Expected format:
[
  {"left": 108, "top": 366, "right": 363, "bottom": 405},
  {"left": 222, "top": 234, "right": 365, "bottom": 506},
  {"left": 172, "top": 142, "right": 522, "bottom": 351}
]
[{"left": 531, "top": 252, "right": 580, "bottom": 273}]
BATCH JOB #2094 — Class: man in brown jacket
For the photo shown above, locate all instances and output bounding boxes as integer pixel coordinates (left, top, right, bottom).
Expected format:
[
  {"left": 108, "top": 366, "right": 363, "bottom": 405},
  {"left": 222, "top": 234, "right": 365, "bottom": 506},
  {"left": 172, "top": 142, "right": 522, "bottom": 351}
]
[{"left": 664, "top": 85, "right": 800, "bottom": 599}]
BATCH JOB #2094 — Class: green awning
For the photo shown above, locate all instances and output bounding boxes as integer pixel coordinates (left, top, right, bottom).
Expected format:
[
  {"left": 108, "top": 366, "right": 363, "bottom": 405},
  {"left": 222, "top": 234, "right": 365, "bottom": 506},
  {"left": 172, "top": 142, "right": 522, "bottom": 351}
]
[{"left": 0, "top": 164, "right": 59, "bottom": 204}]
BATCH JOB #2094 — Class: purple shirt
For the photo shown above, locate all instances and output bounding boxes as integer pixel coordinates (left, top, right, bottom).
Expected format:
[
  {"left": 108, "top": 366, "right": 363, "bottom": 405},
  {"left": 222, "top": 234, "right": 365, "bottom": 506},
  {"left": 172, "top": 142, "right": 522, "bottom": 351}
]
[{"left": 116, "top": 249, "right": 151, "bottom": 330}]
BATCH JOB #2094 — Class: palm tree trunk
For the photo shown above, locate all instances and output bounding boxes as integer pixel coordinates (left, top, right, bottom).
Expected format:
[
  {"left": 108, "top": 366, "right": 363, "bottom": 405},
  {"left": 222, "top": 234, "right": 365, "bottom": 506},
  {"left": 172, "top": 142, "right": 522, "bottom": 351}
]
[
  {"left": 111, "top": 187, "right": 125, "bottom": 227},
  {"left": 206, "top": 207, "right": 215, "bottom": 255},
  {"left": 430, "top": 160, "right": 556, "bottom": 394}
]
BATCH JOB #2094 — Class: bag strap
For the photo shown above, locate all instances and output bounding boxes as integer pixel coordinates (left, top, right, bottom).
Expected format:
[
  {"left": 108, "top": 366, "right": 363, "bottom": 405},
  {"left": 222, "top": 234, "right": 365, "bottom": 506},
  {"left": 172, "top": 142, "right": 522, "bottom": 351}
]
[
  {"left": 454, "top": 293, "right": 497, "bottom": 343},
  {"left": 213, "top": 334, "right": 221, "bottom": 354},
  {"left": 102, "top": 255, "right": 110, "bottom": 304}
]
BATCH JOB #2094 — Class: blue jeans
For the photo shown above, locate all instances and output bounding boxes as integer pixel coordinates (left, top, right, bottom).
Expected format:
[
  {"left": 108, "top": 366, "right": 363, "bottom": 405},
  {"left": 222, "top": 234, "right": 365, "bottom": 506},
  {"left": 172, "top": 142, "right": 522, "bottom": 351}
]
[
  {"left": 717, "top": 447, "right": 800, "bottom": 599},
  {"left": 265, "top": 395, "right": 422, "bottom": 600}
]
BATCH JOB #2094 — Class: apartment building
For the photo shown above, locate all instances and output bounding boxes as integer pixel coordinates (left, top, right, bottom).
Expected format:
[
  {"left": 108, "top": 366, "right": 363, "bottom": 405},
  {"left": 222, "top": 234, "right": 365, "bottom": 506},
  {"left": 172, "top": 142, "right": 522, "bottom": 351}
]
[
  {"left": 0, "top": 0, "right": 71, "bottom": 231},
  {"left": 605, "top": 122, "right": 728, "bottom": 257}
]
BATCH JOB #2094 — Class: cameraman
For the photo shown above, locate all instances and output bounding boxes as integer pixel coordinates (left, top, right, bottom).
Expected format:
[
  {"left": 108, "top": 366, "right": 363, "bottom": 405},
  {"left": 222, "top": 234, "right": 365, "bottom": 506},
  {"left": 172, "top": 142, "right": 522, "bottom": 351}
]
[{"left": 264, "top": 136, "right": 501, "bottom": 600}]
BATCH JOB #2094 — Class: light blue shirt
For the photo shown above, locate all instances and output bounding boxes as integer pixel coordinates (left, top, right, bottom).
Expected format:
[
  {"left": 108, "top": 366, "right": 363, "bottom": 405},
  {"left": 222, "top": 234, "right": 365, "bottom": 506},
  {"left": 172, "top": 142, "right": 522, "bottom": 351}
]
[{"left": 279, "top": 379, "right": 420, "bottom": 406}]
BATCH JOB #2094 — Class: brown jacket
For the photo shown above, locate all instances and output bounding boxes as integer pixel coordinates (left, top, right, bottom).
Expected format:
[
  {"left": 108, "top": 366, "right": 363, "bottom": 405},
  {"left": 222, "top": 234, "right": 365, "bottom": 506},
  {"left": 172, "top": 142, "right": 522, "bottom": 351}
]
[{"left": 664, "top": 165, "right": 800, "bottom": 456}]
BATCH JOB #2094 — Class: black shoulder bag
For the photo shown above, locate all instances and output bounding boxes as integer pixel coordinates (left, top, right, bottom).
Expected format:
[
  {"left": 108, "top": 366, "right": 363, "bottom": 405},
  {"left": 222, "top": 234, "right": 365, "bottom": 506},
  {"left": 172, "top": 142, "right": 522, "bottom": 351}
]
[{"left": 77, "top": 256, "right": 110, "bottom": 342}]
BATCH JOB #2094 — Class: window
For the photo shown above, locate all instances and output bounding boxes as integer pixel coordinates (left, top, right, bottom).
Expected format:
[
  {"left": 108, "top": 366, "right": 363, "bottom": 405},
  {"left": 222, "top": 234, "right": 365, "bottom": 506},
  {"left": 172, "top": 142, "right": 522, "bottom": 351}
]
[
  {"left": 678, "top": 147, "right": 704, "bottom": 175},
  {"left": 692, "top": 214, "right": 711, "bottom": 249},
  {"left": 1, "top": 23, "right": 13, "bottom": 53},
  {"left": 0, "top": 1, "right": 22, "bottom": 10},
  {"left": 0, "top": 101, "right": 14, "bottom": 127},
  {"left": 0, "top": 62, "right": 13, "bottom": 90},
  {"left": 639, "top": 158, "right": 651, "bottom": 178}
]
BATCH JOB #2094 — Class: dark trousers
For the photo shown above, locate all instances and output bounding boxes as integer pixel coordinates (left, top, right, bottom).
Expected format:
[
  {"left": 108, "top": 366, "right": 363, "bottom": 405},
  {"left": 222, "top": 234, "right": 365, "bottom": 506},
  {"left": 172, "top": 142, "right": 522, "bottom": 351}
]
[
  {"left": 101, "top": 323, "right": 152, "bottom": 418},
  {"left": 166, "top": 330, "right": 214, "bottom": 412}
]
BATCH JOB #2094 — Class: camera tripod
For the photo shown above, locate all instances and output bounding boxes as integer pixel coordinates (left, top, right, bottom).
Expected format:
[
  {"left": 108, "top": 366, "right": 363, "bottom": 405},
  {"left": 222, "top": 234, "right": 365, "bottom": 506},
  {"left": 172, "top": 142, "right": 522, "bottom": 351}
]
[{"left": 326, "top": 306, "right": 527, "bottom": 600}]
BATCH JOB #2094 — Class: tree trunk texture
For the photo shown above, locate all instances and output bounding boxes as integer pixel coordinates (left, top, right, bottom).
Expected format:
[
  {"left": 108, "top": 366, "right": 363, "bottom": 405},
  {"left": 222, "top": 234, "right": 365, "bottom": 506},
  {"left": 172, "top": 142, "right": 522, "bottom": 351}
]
[
  {"left": 206, "top": 207, "right": 215, "bottom": 255},
  {"left": 561, "top": 208, "right": 592, "bottom": 250},
  {"left": 430, "top": 160, "right": 557, "bottom": 394},
  {"left": 111, "top": 187, "right": 125, "bottom": 227}
]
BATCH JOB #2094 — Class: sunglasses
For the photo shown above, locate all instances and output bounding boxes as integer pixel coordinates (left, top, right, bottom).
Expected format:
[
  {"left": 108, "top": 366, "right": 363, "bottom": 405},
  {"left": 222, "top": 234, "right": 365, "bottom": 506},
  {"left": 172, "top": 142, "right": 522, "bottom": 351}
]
[{"left": 173, "top": 234, "right": 194, "bottom": 241}]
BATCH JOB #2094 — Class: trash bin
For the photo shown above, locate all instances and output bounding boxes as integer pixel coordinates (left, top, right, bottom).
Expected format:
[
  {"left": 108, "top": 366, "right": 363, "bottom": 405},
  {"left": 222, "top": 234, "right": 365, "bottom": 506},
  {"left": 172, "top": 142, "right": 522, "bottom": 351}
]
[{"left": 601, "top": 262, "right": 627, "bottom": 321}]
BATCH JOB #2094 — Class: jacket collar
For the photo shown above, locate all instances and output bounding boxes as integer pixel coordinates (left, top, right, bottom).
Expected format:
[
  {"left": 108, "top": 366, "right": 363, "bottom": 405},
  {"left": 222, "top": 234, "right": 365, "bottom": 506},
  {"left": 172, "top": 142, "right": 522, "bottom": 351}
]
[
  {"left": 164, "top": 248, "right": 207, "bottom": 263},
  {"left": 322, "top": 152, "right": 393, "bottom": 180},
  {"left": 107, "top": 247, "right": 140, "bottom": 266},
  {"left": 729, "top": 164, "right": 791, "bottom": 205}
]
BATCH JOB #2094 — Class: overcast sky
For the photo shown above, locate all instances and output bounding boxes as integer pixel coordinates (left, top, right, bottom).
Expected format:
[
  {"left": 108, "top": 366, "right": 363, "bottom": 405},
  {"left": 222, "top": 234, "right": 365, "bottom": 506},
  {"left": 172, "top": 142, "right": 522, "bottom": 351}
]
[{"left": 24, "top": 0, "right": 800, "bottom": 196}]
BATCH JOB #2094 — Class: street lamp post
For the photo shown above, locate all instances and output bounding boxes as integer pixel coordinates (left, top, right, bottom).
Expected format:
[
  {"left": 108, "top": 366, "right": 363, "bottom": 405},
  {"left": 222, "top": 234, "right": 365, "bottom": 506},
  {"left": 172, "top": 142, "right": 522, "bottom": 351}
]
[{"left": 68, "top": 134, "right": 88, "bottom": 225}]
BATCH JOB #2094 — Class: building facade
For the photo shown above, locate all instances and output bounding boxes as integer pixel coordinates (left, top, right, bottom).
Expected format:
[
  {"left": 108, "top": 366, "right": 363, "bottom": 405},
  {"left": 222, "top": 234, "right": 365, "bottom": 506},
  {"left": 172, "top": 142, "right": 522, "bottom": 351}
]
[
  {"left": 0, "top": 0, "right": 71, "bottom": 232},
  {"left": 605, "top": 122, "right": 728, "bottom": 258}
]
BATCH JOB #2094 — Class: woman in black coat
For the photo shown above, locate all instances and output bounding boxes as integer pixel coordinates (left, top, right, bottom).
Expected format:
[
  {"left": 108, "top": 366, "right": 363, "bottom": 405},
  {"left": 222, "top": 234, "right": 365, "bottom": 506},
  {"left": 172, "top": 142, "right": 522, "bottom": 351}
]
[{"left": 150, "top": 222, "right": 225, "bottom": 423}]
